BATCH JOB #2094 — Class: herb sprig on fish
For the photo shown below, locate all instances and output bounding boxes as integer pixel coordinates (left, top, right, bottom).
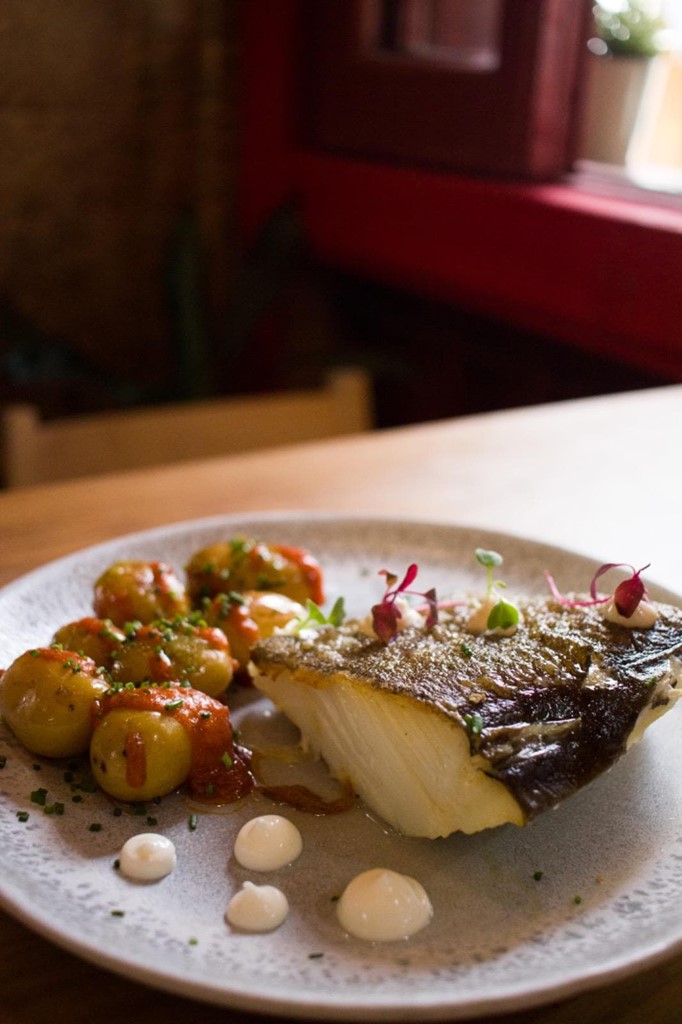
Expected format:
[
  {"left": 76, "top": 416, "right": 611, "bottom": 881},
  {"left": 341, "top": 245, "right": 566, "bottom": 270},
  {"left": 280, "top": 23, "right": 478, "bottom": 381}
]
[
  {"left": 371, "top": 564, "right": 438, "bottom": 643},
  {"left": 545, "top": 562, "right": 651, "bottom": 618},
  {"left": 474, "top": 548, "right": 520, "bottom": 631}
]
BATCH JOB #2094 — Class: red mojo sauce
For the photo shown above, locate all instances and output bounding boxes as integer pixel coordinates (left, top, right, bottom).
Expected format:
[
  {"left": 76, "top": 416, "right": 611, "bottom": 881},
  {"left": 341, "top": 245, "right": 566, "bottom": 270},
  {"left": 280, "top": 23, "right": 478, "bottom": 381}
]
[{"left": 271, "top": 544, "right": 325, "bottom": 605}]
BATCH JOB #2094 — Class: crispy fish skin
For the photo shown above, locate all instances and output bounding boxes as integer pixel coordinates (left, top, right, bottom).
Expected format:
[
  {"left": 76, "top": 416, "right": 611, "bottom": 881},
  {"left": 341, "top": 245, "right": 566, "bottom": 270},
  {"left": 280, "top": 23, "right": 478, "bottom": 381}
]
[{"left": 250, "top": 599, "right": 682, "bottom": 835}]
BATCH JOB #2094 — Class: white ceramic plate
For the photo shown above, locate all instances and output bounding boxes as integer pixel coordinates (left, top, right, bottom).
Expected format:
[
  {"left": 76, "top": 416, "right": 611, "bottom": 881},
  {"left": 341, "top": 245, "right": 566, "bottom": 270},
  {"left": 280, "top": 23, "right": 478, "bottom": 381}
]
[{"left": 1, "top": 513, "right": 682, "bottom": 1021}]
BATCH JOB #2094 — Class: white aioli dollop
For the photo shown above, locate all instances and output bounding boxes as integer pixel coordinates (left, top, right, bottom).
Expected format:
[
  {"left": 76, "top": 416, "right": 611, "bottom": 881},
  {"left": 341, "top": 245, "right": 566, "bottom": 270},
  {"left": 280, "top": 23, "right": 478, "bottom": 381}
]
[
  {"left": 600, "top": 598, "right": 658, "bottom": 629},
  {"left": 466, "top": 594, "right": 497, "bottom": 635},
  {"left": 226, "top": 881, "right": 289, "bottom": 932},
  {"left": 336, "top": 868, "right": 433, "bottom": 942},
  {"left": 233, "top": 814, "right": 303, "bottom": 871},
  {"left": 118, "top": 833, "right": 176, "bottom": 881}
]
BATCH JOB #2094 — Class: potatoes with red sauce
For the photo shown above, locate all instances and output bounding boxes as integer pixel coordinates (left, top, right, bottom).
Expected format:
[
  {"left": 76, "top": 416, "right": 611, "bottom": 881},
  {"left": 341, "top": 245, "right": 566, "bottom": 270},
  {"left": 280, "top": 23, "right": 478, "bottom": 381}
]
[
  {"left": 90, "top": 684, "right": 251, "bottom": 804},
  {"left": 90, "top": 706, "right": 193, "bottom": 802},
  {"left": 93, "top": 560, "right": 190, "bottom": 626},
  {"left": 110, "top": 617, "right": 236, "bottom": 697},
  {"left": 185, "top": 537, "right": 323, "bottom": 607},
  {"left": 52, "top": 617, "right": 125, "bottom": 668},
  {"left": 0, "top": 647, "right": 109, "bottom": 758},
  {"left": 203, "top": 590, "right": 304, "bottom": 668}
]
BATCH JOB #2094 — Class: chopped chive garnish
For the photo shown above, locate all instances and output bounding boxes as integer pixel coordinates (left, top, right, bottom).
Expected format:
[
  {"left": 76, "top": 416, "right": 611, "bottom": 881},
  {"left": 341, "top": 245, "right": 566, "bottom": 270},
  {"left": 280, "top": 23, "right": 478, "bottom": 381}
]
[
  {"left": 533, "top": 871, "right": 544, "bottom": 881},
  {"left": 110, "top": 909, "right": 125, "bottom": 917},
  {"left": 0, "top": 755, "right": 6, "bottom": 769},
  {"left": 30, "top": 788, "right": 48, "bottom": 806},
  {"left": 16, "top": 811, "right": 29, "bottom": 822},
  {"left": 463, "top": 712, "right": 484, "bottom": 736},
  {"left": 188, "top": 813, "right": 198, "bottom": 831},
  {"left": 89, "top": 823, "right": 102, "bottom": 832},
  {"left": 146, "top": 816, "right": 158, "bottom": 827},
  {"left": 164, "top": 698, "right": 184, "bottom": 711},
  {"left": 220, "top": 752, "right": 233, "bottom": 768}
]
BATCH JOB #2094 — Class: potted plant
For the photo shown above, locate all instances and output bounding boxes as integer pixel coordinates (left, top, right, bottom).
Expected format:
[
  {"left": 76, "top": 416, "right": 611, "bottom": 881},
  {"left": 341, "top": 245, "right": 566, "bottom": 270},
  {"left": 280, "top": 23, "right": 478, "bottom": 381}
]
[{"left": 579, "top": 1, "right": 663, "bottom": 165}]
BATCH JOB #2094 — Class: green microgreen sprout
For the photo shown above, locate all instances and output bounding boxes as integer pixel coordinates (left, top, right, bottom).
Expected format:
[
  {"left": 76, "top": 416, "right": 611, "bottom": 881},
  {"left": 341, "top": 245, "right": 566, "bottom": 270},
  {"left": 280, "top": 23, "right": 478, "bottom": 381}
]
[
  {"left": 292, "top": 597, "right": 346, "bottom": 634},
  {"left": 474, "top": 549, "right": 520, "bottom": 631},
  {"left": 487, "top": 598, "right": 520, "bottom": 631},
  {"left": 463, "top": 712, "right": 484, "bottom": 736}
]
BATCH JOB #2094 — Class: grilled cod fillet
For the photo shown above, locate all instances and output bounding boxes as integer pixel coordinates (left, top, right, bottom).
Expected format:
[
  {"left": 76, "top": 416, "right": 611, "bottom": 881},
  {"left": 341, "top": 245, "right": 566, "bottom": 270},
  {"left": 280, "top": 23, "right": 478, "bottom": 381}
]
[{"left": 250, "top": 599, "right": 682, "bottom": 838}]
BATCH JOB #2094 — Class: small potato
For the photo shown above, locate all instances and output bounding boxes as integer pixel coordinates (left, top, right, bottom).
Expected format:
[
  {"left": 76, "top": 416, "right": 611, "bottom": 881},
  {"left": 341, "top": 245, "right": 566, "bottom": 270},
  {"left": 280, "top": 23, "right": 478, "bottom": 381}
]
[
  {"left": 203, "top": 591, "right": 304, "bottom": 668},
  {"left": 90, "top": 707, "right": 192, "bottom": 802},
  {"left": 53, "top": 617, "right": 125, "bottom": 668},
  {"left": 110, "top": 619, "right": 235, "bottom": 698},
  {"left": 246, "top": 591, "right": 306, "bottom": 637},
  {"left": 0, "top": 647, "right": 108, "bottom": 758},
  {"left": 185, "top": 537, "right": 324, "bottom": 606},
  {"left": 93, "top": 560, "right": 190, "bottom": 626}
]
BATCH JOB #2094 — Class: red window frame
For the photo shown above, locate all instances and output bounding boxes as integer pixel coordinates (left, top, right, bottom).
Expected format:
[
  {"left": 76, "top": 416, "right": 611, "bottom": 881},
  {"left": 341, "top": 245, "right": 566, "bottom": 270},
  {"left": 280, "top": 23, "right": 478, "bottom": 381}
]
[
  {"left": 239, "top": 0, "right": 682, "bottom": 380},
  {"left": 302, "top": 0, "right": 590, "bottom": 179}
]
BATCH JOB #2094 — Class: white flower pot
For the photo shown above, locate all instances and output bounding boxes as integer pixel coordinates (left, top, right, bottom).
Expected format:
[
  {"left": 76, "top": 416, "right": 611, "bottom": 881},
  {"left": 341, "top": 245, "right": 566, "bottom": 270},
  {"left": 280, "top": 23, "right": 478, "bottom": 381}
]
[{"left": 579, "top": 53, "right": 654, "bottom": 165}]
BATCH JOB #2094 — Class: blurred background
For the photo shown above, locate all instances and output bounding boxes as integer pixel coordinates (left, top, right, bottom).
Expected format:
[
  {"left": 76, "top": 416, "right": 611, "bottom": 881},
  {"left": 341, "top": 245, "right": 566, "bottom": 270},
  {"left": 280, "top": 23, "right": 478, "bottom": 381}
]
[{"left": 1, "top": 0, "right": 680, "bottom": 484}]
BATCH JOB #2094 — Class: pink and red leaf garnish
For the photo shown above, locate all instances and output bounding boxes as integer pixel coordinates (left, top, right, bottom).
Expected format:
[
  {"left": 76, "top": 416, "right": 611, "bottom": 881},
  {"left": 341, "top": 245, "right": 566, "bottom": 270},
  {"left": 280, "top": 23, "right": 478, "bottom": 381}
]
[
  {"left": 371, "top": 563, "right": 438, "bottom": 643},
  {"left": 546, "top": 561, "right": 650, "bottom": 619},
  {"left": 613, "top": 566, "right": 649, "bottom": 617}
]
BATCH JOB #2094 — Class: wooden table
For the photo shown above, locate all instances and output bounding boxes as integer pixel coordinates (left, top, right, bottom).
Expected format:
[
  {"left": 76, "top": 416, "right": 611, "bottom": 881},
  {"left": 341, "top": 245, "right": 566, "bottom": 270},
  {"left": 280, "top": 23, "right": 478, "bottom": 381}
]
[{"left": 1, "top": 385, "right": 682, "bottom": 1024}]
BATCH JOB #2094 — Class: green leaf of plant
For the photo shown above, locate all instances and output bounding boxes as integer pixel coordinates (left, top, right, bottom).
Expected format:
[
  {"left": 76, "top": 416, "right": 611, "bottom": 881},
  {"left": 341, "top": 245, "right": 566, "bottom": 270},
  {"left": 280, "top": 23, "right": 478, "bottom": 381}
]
[
  {"left": 487, "top": 599, "right": 520, "bottom": 630},
  {"left": 475, "top": 548, "right": 503, "bottom": 568}
]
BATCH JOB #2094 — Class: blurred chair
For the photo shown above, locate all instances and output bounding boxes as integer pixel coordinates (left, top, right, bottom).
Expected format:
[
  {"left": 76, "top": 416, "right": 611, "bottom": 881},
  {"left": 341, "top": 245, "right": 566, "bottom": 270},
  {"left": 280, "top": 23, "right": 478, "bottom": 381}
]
[{"left": 1, "top": 367, "right": 373, "bottom": 487}]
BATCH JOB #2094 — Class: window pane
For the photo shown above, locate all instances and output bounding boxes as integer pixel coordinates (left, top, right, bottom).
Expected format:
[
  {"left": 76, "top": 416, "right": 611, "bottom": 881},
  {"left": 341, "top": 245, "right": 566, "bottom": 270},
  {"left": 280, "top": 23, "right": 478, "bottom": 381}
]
[{"left": 379, "top": 0, "right": 503, "bottom": 71}]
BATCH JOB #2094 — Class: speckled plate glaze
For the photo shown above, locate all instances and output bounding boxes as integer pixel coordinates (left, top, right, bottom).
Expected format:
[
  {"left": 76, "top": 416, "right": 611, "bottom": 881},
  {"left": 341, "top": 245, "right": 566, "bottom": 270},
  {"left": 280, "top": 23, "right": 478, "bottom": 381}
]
[{"left": 1, "top": 513, "right": 682, "bottom": 1021}]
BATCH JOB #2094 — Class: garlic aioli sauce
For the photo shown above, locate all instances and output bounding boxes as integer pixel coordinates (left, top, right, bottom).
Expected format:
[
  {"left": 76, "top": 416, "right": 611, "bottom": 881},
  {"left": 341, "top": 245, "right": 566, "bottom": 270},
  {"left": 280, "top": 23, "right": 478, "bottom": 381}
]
[
  {"left": 465, "top": 595, "right": 498, "bottom": 635},
  {"left": 336, "top": 868, "right": 433, "bottom": 941},
  {"left": 118, "top": 833, "right": 176, "bottom": 881},
  {"left": 601, "top": 598, "right": 658, "bottom": 629},
  {"left": 233, "top": 814, "right": 303, "bottom": 871},
  {"left": 226, "top": 881, "right": 289, "bottom": 932}
]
